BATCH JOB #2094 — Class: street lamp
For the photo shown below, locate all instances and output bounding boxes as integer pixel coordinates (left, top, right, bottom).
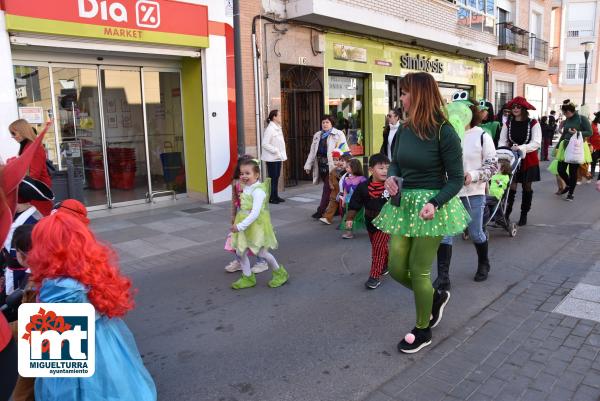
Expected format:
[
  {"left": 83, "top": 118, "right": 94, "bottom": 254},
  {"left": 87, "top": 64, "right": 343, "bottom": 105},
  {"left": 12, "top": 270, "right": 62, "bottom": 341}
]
[{"left": 581, "top": 41, "right": 594, "bottom": 106}]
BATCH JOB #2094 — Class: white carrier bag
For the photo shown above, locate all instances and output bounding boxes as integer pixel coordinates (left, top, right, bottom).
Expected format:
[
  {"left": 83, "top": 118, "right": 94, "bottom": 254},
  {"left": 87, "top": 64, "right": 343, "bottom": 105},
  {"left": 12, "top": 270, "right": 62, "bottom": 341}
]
[{"left": 564, "top": 132, "right": 584, "bottom": 164}]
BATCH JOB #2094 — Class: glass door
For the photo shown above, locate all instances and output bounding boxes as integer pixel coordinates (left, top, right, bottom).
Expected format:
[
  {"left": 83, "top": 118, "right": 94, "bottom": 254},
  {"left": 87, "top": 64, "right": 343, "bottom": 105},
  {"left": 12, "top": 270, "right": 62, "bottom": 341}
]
[
  {"left": 142, "top": 70, "right": 187, "bottom": 196},
  {"left": 100, "top": 68, "right": 149, "bottom": 205},
  {"left": 51, "top": 66, "right": 107, "bottom": 207}
]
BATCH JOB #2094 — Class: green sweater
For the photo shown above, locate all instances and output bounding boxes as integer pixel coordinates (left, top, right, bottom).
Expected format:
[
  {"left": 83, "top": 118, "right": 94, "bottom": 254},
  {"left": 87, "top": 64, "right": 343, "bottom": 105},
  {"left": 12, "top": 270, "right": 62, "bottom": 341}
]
[
  {"left": 559, "top": 113, "right": 592, "bottom": 145},
  {"left": 389, "top": 123, "right": 464, "bottom": 208}
]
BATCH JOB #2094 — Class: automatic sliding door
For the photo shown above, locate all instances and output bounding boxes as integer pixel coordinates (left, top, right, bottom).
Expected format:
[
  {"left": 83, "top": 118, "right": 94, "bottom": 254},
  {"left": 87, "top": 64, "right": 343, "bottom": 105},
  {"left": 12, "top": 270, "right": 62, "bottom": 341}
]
[
  {"left": 100, "top": 69, "right": 149, "bottom": 204},
  {"left": 143, "top": 70, "right": 186, "bottom": 195}
]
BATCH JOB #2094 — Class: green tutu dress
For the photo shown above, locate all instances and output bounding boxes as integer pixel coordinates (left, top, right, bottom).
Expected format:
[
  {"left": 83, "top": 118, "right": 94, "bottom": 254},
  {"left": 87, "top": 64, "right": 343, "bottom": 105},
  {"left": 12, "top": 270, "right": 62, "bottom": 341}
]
[
  {"left": 338, "top": 206, "right": 366, "bottom": 231},
  {"left": 373, "top": 189, "right": 470, "bottom": 237},
  {"left": 232, "top": 180, "right": 278, "bottom": 254}
]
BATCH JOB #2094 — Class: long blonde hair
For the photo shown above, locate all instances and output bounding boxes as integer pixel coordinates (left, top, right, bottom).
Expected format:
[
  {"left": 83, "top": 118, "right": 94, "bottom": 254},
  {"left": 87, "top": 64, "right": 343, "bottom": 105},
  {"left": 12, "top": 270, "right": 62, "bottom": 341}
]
[
  {"left": 400, "top": 73, "right": 446, "bottom": 140},
  {"left": 9, "top": 119, "right": 37, "bottom": 143}
]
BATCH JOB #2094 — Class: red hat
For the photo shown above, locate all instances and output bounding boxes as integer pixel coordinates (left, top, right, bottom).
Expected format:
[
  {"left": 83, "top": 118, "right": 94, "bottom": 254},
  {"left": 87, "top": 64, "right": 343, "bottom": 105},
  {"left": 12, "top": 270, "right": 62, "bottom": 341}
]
[
  {"left": 1, "top": 127, "right": 47, "bottom": 245},
  {"left": 507, "top": 96, "right": 536, "bottom": 110},
  {"left": 331, "top": 149, "right": 342, "bottom": 158}
]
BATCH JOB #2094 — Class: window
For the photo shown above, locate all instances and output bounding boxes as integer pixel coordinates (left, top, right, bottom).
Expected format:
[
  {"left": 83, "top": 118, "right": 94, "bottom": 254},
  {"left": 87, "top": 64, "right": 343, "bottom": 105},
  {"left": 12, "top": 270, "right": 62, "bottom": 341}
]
[
  {"left": 451, "top": 0, "right": 496, "bottom": 33},
  {"left": 328, "top": 72, "right": 366, "bottom": 156},
  {"left": 567, "top": 3, "right": 596, "bottom": 37},
  {"left": 566, "top": 64, "right": 576, "bottom": 79},
  {"left": 577, "top": 63, "right": 592, "bottom": 82},
  {"left": 494, "top": 80, "right": 514, "bottom": 113}
]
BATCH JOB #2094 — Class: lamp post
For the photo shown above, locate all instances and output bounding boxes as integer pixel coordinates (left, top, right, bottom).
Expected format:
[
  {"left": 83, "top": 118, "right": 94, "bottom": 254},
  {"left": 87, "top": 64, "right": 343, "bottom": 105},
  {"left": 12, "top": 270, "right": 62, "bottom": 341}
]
[{"left": 581, "top": 41, "right": 594, "bottom": 106}]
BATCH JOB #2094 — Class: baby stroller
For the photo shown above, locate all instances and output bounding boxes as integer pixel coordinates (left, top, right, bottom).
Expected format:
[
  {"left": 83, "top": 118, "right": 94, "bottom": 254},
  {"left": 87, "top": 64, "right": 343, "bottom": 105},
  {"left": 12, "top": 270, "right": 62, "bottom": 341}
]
[{"left": 483, "top": 147, "right": 523, "bottom": 237}]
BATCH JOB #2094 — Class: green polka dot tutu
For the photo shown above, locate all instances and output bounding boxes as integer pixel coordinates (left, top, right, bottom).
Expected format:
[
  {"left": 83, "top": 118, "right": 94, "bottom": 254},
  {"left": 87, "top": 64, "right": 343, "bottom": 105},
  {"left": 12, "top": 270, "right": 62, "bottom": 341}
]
[{"left": 373, "top": 189, "right": 470, "bottom": 237}]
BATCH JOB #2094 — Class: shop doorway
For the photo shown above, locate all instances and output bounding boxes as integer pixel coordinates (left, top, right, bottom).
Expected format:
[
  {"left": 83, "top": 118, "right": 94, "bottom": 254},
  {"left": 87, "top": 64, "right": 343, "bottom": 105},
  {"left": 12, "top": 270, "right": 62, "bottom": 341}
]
[
  {"left": 280, "top": 65, "right": 323, "bottom": 187},
  {"left": 13, "top": 63, "right": 187, "bottom": 209}
]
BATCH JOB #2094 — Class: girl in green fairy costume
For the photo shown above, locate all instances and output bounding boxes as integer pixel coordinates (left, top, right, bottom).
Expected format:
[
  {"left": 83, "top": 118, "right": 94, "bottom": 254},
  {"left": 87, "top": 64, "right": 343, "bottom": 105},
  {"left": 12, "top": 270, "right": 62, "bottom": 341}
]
[
  {"left": 374, "top": 72, "right": 470, "bottom": 354},
  {"left": 230, "top": 159, "right": 288, "bottom": 289}
]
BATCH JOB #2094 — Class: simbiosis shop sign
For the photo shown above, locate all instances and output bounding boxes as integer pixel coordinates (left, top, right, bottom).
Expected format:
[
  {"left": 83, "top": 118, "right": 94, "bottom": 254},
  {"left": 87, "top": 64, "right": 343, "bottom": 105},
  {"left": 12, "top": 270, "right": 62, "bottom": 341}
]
[
  {"left": 400, "top": 53, "right": 445, "bottom": 74},
  {"left": 3, "top": 0, "right": 209, "bottom": 47}
]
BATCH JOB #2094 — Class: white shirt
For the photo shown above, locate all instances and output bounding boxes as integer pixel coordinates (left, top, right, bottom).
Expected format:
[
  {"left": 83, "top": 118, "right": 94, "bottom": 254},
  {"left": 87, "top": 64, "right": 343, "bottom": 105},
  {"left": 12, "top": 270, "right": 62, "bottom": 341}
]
[
  {"left": 235, "top": 182, "right": 267, "bottom": 232},
  {"left": 387, "top": 123, "right": 400, "bottom": 160},
  {"left": 458, "top": 127, "right": 498, "bottom": 197}
]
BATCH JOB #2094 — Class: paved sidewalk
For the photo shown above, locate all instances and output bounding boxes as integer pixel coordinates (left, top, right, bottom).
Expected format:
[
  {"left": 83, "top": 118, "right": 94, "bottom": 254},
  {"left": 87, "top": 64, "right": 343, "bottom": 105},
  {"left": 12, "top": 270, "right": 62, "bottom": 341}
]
[{"left": 365, "top": 223, "right": 600, "bottom": 401}]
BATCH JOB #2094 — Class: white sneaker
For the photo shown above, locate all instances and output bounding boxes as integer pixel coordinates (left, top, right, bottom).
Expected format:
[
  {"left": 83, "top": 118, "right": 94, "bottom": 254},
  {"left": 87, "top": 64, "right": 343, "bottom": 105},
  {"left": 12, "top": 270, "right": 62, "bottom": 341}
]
[
  {"left": 319, "top": 217, "right": 332, "bottom": 225},
  {"left": 251, "top": 261, "right": 269, "bottom": 274},
  {"left": 224, "top": 259, "right": 242, "bottom": 273}
]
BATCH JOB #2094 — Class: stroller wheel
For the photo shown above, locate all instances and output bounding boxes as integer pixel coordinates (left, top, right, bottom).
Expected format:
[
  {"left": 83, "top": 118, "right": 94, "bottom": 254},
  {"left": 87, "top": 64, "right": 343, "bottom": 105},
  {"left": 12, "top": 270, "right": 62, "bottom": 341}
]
[{"left": 509, "top": 222, "right": 518, "bottom": 237}]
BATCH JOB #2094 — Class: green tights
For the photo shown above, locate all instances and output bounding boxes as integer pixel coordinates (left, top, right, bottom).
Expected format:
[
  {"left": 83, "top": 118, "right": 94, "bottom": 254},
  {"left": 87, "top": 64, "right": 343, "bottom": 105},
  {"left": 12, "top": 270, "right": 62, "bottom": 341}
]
[{"left": 388, "top": 235, "right": 443, "bottom": 329}]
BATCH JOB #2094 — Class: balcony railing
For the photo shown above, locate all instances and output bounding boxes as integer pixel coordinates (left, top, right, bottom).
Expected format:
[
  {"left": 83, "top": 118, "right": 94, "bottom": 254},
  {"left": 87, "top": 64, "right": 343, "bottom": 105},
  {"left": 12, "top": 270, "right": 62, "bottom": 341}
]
[
  {"left": 530, "top": 37, "right": 549, "bottom": 63},
  {"left": 497, "top": 22, "right": 530, "bottom": 56}
]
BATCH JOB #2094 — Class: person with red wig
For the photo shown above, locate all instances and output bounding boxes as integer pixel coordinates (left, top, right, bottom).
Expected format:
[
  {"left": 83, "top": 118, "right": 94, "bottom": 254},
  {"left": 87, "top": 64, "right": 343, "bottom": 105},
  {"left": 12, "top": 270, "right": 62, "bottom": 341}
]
[
  {"left": 498, "top": 96, "right": 542, "bottom": 226},
  {"left": 51, "top": 199, "right": 90, "bottom": 225},
  {"left": 28, "top": 213, "right": 156, "bottom": 401}
]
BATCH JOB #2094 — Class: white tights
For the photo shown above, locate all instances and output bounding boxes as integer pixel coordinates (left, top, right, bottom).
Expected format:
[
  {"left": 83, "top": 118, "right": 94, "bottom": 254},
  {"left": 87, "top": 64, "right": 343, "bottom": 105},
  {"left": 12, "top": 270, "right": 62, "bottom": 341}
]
[{"left": 238, "top": 248, "right": 279, "bottom": 276}]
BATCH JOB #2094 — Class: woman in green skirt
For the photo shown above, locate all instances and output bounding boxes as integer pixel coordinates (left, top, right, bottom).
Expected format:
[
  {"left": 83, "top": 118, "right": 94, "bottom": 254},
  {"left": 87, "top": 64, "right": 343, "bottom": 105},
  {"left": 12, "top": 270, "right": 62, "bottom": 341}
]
[{"left": 375, "top": 72, "right": 470, "bottom": 353}]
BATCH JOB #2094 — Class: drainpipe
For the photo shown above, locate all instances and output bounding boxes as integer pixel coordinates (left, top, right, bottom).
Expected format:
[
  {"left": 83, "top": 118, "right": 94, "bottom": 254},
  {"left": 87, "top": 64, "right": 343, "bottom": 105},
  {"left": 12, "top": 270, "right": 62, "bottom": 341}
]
[
  {"left": 483, "top": 57, "right": 490, "bottom": 100},
  {"left": 233, "top": 0, "right": 245, "bottom": 154}
]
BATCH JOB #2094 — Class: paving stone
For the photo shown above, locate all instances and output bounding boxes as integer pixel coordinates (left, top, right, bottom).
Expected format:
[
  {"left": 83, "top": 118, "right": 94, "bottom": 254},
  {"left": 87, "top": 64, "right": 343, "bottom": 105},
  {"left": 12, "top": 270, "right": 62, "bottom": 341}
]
[
  {"left": 563, "top": 334, "right": 587, "bottom": 349},
  {"left": 447, "top": 379, "right": 479, "bottom": 399},
  {"left": 576, "top": 344, "right": 599, "bottom": 361},
  {"left": 362, "top": 390, "right": 394, "bottom": 401},
  {"left": 572, "top": 384, "right": 600, "bottom": 401},
  {"left": 520, "top": 360, "right": 545, "bottom": 379},
  {"left": 476, "top": 376, "right": 505, "bottom": 397},
  {"left": 560, "top": 316, "right": 580, "bottom": 329},
  {"left": 540, "top": 337, "right": 563, "bottom": 351},
  {"left": 529, "top": 347, "right": 553, "bottom": 364},
  {"left": 520, "top": 388, "right": 547, "bottom": 401},
  {"left": 572, "top": 322, "right": 595, "bottom": 338},
  {"left": 554, "top": 346, "right": 578, "bottom": 363},
  {"left": 582, "top": 370, "right": 600, "bottom": 389},
  {"left": 585, "top": 333, "right": 600, "bottom": 347},
  {"left": 529, "top": 372, "right": 557, "bottom": 392},
  {"left": 499, "top": 376, "right": 530, "bottom": 399},
  {"left": 545, "top": 386, "right": 575, "bottom": 401},
  {"left": 554, "top": 371, "right": 585, "bottom": 391},
  {"left": 493, "top": 363, "right": 519, "bottom": 381},
  {"left": 550, "top": 326, "right": 572, "bottom": 340},
  {"left": 530, "top": 327, "right": 552, "bottom": 340},
  {"left": 541, "top": 357, "right": 570, "bottom": 377},
  {"left": 568, "top": 356, "right": 594, "bottom": 375}
]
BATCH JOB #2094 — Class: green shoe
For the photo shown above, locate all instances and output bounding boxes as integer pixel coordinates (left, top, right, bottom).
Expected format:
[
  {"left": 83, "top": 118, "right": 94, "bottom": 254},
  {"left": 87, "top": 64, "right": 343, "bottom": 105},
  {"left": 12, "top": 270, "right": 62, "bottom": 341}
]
[
  {"left": 232, "top": 273, "right": 256, "bottom": 289},
  {"left": 268, "top": 265, "right": 289, "bottom": 288}
]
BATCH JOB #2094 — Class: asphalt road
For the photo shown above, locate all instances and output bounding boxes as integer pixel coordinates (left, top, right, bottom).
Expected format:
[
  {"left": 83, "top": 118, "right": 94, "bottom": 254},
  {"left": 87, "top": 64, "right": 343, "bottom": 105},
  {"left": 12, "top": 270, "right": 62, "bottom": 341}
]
[{"left": 123, "top": 165, "right": 600, "bottom": 401}]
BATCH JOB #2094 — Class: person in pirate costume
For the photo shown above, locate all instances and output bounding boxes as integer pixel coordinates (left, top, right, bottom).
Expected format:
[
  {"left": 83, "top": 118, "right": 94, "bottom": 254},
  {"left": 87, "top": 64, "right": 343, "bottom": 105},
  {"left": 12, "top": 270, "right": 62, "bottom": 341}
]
[{"left": 498, "top": 96, "right": 542, "bottom": 226}]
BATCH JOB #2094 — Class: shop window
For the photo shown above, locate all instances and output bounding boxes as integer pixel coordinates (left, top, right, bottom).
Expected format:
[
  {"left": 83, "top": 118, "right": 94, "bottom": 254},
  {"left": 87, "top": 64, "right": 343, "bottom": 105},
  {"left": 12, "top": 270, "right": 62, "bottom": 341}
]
[
  {"left": 13, "top": 65, "right": 58, "bottom": 165},
  {"left": 494, "top": 80, "right": 514, "bottom": 113},
  {"left": 328, "top": 73, "right": 365, "bottom": 156}
]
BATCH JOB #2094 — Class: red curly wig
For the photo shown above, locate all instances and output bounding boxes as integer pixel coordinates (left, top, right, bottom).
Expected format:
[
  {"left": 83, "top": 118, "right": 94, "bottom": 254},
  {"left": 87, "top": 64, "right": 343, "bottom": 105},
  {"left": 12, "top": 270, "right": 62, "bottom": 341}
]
[{"left": 28, "top": 212, "right": 135, "bottom": 317}]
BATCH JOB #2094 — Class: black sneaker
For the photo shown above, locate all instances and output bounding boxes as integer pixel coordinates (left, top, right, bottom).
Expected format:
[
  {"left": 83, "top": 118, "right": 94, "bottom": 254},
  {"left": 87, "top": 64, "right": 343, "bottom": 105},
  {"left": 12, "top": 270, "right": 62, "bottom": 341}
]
[
  {"left": 429, "top": 290, "right": 450, "bottom": 329},
  {"left": 276, "top": 197, "right": 286, "bottom": 203},
  {"left": 565, "top": 195, "right": 574, "bottom": 201},
  {"left": 398, "top": 327, "right": 432, "bottom": 354},
  {"left": 365, "top": 277, "right": 381, "bottom": 289},
  {"left": 382, "top": 268, "right": 389, "bottom": 276},
  {"left": 311, "top": 211, "right": 322, "bottom": 219}
]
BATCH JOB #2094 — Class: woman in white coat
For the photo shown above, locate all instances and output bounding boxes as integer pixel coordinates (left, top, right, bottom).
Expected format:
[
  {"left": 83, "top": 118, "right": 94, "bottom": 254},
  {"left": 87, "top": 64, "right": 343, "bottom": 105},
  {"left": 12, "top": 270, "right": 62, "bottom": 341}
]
[
  {"left": 262, "top": 110, "right": 287, "bottom": 204},
  {"left": 304, "top": 115, "right": 348, "bottom": 219}
]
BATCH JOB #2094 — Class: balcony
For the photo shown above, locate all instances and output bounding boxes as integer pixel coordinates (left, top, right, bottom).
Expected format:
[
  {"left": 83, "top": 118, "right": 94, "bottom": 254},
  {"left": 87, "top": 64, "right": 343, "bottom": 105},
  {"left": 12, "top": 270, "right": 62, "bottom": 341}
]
[
  {"left": 549, "top": 46, "right": 559, "bottom": 75},
  {"left": 495, "top": 22, "right": 530, "bottom": 64},
  {"left": 529, "top": 37, "right": 549, "bottom": 70}
]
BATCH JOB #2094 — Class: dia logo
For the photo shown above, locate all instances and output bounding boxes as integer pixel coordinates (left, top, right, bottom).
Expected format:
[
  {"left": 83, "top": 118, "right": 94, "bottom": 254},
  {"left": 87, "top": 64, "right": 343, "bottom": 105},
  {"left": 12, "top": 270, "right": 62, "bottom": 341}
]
[
  {"left": 18, "top": 303, "right": 95, "bottom": 377},
  {"left": 77, "top": 0, "right": 161, "bottom": 28}
]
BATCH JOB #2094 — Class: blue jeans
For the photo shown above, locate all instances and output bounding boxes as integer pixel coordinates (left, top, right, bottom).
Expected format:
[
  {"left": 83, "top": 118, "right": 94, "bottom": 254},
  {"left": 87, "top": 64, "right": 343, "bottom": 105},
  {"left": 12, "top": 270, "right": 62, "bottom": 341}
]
[{"left": 441, "top": 195, "right": 487, "bottom": 246}]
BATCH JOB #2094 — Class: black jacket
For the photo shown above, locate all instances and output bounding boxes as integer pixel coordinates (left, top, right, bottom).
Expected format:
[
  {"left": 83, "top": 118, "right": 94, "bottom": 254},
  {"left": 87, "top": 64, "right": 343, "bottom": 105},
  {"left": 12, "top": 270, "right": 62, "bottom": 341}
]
[
  {"left": 348, "top": 178, "right": 389, "bottom": 233},
  {"left": 380, "top": 125, "right": 399, "bottom": 159}
]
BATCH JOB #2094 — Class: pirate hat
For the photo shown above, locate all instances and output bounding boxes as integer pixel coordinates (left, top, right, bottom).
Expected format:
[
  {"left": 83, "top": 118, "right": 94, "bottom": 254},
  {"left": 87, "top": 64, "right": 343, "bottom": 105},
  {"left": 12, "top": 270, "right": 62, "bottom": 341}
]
[
  {"left": 18, "top": 176, "right": 54, "bottom": 202},
  {"left": 507, "top": 96, "right": 536, "bottom": 110}
]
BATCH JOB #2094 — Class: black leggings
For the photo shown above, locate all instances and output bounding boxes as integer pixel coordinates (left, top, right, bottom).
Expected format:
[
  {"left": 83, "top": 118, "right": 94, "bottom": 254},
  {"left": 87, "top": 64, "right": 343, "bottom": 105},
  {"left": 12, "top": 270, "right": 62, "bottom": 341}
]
[
  {"left": 557, "top": 162, "right": 579, "bottom": 196},
  {"left": 0, "top": 338, "right": 18, "bottom": 401}
]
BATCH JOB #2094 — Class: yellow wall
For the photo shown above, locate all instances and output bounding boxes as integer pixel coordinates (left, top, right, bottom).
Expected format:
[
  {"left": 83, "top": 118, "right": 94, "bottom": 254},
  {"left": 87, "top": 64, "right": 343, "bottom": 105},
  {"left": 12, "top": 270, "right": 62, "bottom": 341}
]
[
  {"left": 325, "top": 33, "right": 485, "bottom": 154},
  {"left": 182, "top": 58, "right": 208, "bottom": 198}
]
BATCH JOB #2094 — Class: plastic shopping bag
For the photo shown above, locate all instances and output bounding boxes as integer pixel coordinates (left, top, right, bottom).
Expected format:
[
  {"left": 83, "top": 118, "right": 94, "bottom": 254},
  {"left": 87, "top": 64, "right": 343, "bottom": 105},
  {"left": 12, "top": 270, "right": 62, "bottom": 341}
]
[{"left": 564, "top": 133, "right": 584, "bottom": 164}]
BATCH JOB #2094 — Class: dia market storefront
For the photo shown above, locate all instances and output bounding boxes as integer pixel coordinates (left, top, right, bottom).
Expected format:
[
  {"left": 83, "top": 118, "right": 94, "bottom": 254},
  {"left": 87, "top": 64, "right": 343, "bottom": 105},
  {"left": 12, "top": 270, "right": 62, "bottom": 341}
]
[
  {"left": 325, "top": 33, "right": 485, "bottom": 156},
  {"left": 0, "top": 0, "right": 235, "bottom": 209}
]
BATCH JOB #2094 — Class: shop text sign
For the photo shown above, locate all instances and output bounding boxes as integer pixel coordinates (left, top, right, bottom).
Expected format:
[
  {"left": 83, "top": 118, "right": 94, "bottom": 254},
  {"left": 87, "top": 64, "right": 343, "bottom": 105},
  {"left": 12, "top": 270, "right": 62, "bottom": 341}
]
[
  {"left": 400, "top": 53, "right": 445, "bottom": 74},
  {"left": 4, "top": 0, "right": 209, "bottom": 47}
]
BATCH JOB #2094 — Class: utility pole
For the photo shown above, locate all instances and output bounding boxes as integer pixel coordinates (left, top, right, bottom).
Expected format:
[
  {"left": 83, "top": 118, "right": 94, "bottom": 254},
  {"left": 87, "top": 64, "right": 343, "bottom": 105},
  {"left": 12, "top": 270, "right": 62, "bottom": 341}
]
[{"left": 233, "top": 0, "right": 245, "bottom": 154}]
